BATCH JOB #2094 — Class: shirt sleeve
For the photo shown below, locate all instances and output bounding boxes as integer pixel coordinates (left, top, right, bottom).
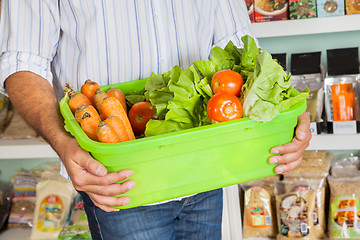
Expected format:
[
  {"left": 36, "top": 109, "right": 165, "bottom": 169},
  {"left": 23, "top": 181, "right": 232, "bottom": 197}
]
[
  {"left": 0, "top": 0, "right": 60, "bottom": 95},
  {"left": 213, "top": 0, "right": 259, "bottom": 48}
]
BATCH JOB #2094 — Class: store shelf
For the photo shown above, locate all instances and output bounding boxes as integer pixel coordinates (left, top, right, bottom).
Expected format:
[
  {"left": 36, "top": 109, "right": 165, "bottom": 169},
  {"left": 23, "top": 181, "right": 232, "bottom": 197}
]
[
  {"left": 0, "top": 138, "right": 58, "bottom": 159},
  {"left": 307, "top": 133, "right": 360, "bottom": 150},
  {"left": 250, "top": 14, "right": 360, "bottom": 38}
]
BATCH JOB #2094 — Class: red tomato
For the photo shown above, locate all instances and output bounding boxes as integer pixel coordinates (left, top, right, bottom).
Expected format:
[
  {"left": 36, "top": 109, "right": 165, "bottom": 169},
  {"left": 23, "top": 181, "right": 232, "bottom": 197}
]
[
  {"left": 211, "top": 70, "right": 244, "bottom": 97},
  {"left": 207, "top": 92, "right": 242, "bottom": 122},
  {"left": 128, "top": 102, "right": 157, "bottom": 136}
]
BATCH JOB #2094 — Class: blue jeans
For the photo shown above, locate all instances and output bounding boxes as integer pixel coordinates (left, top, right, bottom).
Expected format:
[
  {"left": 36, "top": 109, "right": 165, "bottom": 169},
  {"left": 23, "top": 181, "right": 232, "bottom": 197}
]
[{"left": 78, "top": 189, "right": 223, "bottom": 240}]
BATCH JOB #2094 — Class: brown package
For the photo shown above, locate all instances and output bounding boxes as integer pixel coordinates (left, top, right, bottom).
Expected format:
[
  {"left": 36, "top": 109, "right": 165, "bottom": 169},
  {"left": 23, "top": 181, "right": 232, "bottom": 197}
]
[
  {"left": 240, "top": 175, "right": 280, "bottom": 238},
  {"left": 275, "top": 180, "right": 317, "bottom": 240}
]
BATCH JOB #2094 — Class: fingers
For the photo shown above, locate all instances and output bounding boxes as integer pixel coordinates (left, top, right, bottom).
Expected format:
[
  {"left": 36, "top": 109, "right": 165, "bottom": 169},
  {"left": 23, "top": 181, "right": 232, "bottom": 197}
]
[
  {"left": 84, "top": 179, "right": 136, "bottom": 197},
  {"left": 274, "top": 157, "right": 303, "bottom": 175},
  {"left": 269, "top": 112, "right": 311, "bottom": 174},
  {"left": 88, "top": 192, "right": 131, "bottom": 212},
  {"left": 294, "top": 112, "right": 311, "bottom": 142}
]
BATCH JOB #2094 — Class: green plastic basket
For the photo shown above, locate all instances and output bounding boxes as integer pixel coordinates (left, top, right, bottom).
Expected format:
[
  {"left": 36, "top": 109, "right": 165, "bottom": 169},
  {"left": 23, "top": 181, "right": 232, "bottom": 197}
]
[{"left": 60, "top": 79, "right": 306, "bottom": 209}]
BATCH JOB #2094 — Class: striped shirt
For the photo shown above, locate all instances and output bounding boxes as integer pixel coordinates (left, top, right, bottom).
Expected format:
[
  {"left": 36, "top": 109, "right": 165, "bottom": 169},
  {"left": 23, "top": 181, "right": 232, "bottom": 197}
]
[{"left": 0, "top": 0, "right": 255, "bottom": 203}]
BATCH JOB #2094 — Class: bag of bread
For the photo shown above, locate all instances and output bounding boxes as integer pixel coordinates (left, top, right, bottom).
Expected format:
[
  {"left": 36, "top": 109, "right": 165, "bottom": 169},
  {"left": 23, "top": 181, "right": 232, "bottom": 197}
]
[
  {"left": 30, "top": 171, "right": 77, "bottom": 240},
  {"left": 275, "top": 179, "right": 317, "bottom": 240},
  {"left": 240, "top": 175, "right": 279, "bottom": 238},
  {"left": 8, "top": 169, "right": 42, "bottom": 228}
]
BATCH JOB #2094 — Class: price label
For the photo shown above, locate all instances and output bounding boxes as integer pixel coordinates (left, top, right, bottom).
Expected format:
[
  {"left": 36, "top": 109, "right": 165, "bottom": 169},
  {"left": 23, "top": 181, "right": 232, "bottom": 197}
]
[{"left": 333, "top": 121, "right": 357, "bottom": 134}]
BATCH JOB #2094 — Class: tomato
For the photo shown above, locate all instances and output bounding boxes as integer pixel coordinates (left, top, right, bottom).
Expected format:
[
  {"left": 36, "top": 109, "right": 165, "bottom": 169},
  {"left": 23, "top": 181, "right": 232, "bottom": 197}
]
[
  {"left": 211, "top": 70, "right": 244, "bottom": 97},
  {"left": 128, "top": 102, "right": 157, "bottom": 136},
  {"left": 207, "top": 92, "right": 242, "bottom": 122}
]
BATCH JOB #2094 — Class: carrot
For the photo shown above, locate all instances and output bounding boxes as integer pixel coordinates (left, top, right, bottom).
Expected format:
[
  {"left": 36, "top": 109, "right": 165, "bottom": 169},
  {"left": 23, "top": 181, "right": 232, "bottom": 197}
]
[
  {"left": 74, "top": 104, "right": 101, "bottom": 124},
  {"left": 97, "top": 121, "right": 121, "bottom": 143},
  {"left": 104, "top": 116, "right": 129, "bottom": 142},
  {"left": 81, "top": 80, "right": 100, "bottom": 106},
  {"left": 100, "top": 97, "right": 135, "bottom": 140},
  {"left": 80, "top": 112, "right": 100, "bottom": 141},
  {"left": 106, "top": 87, "right": 127, "bottom": 112},
  {"left": 93, "top": 88, "right": 109, "bottom": 114},
  {"left": 64, "top": 83, "right": 91, "bottom": 113}
]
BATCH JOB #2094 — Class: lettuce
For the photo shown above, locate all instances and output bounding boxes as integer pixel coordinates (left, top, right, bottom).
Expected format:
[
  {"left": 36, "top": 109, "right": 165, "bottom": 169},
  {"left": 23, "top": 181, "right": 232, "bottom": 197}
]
[{"left": 241, "top": 51, "right": 309, "bottom": 122}]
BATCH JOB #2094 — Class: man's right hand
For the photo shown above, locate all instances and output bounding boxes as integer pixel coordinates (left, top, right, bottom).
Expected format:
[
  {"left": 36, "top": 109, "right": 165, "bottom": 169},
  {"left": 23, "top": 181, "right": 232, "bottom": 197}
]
[
  {"left": 5, "top": 72, "right": 135, "bottom": 212},
  {"left": 59, "top": 137, "right": 136, "bottom": 212}
]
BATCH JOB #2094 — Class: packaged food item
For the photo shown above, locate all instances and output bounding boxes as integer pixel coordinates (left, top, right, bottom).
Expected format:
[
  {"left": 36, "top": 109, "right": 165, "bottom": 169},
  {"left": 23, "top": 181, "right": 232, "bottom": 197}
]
[
  {"left": 328, "top": 175, "right": 360, "bottom": 239},
  {"left": 345, "top": 0, "right": 360, "bottom": 14},
  {"left": 58, "top": 194, "right": 91, "bottom": 240},
  {"left": 317, "top": 0, "right": 345, "bottom": 17},
  {"left": 290, "top": 52, "right": 324, "bottom": 135},
  {"left": 275, "top": 178, "right": 317, "bottom": 240},
  {"left": 245, "top": 0, "right": 255, "bottom": 22},
  {"left": 30, "top": 171, "right": 77, "bottom": 240},
  {"left": 0, "top": 181, "right": 13, "bottom": 230},
  {"left": 240, "top": 175, "right": 279, "bottom": 238},
  {"left": 289, "top": 0, "right": 317, "bottom": 19},
  {"left": 8, "top": 169, "right": 42, "bottom": 228},
  {"left": 283, "top": 175, "right": 328, "bottom": 239},
  {"left": 254, "top": 0, "right": 289, "bottom": 22},
  {"left": 287, "top": 150, "right": 332, "bottom": 176},
  {"left": 330, "top": 152, "right": 360, "bottom": 178},
  {"left": 324, "top": 75, "right": 360, "bottom": 134}
]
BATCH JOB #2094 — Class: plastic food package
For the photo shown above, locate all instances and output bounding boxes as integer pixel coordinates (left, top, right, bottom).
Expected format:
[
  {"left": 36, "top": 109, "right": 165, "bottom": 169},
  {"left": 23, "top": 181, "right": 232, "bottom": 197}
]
[
  {"left": 0, "top": 181, "right": 13, "bottom": 230},
  {"left": 328, "top": 175, "right": 360, "bottom": 239},
  {"left": 275, "top": 179, "right": 317, "bottom": 240},
  {"left": 282, "top": 175, "right": 328, "bottom": 239},
  {"left": 330, "top": 152, "right": 360, "bottom": 178},
  {"left": 30, "top": 171, "right": 77, "bottom": 240},
  {"left": 58, "top": 194, "right": 91, "bottom": 240},
  {"left": 8, "top": 169, "right": 42, "bottom": 228},
  {"left": 240, "top": 175, "right": 280, "bottom": 238}
]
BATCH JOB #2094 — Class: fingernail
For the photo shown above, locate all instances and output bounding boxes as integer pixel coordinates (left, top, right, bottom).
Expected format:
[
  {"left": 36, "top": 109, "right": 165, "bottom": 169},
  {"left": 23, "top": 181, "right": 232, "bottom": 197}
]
[
  {"left": 123, "top": 198, "right": 130, "bottom": 205},
  {"left": 128, "top": 181, "right": 136, "bottom": 190},
  {"left": 271, "top": 149, "right": 279, "bottom": 154},
  {"left": 297, "top": 131, "right": 306, "bottom": 140},
  {"left": 96, "top": 166, "right": 106, "bottom": 176},
  {"left": 126, "top": 170, "right": 133, "bottom": 178},
  {"left": 269, "top": 157, "right": 278, "bottom": 164},
  {"left": 276, "top": 167, "right": 283, "bottom": 174}
]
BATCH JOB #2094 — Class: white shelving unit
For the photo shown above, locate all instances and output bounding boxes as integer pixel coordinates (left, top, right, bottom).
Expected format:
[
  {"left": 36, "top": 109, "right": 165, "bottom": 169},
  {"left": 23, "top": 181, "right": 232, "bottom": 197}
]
[{"left": 250, "top": 14, "right": 360, "bottom": 38}]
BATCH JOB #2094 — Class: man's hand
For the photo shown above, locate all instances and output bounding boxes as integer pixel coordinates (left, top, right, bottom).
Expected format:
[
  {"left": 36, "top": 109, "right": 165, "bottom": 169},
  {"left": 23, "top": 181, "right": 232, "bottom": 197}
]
[
  {"left": 5, "top": 71, "right": 135, "bottom": 212},
  {"left": 60, "top": 138, "right": 136, "bottom": 212},
  {"left": 268, "top": 112, "right": 311, "bottom": 175}
]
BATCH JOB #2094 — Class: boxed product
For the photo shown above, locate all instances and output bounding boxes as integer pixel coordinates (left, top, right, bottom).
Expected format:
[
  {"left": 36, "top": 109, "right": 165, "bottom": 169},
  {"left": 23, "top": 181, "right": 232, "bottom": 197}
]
[
  {"left": 345, "top": 0, "right": 360, "bottom": 14},
  {"left": 254, "top": 0, "right": 289, "bottom": 22},
  {"left": 289, "top": 0, "right": 317, "bottom": 19},
  {"left": 290, "top": 52, "right": 324, "bottom": 135},
  {"left": 317, "top": 0, "right": 345, "bottom": 17},
  {"left": 324, "top": 47, "right": 360, "bottom": 134},
  {"left": 245, "top": 0, "right": 255, "bottom": 22}
]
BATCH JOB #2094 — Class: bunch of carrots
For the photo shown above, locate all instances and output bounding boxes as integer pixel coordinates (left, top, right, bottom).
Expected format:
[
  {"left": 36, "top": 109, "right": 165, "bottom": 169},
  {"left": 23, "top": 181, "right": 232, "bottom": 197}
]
[{"left": 64, "top": 80, "right": 135, "bottom": 143}]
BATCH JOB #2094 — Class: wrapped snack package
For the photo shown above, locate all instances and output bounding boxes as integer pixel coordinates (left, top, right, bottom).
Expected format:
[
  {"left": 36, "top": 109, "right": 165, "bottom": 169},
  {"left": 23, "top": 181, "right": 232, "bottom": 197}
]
[
  {"left": 240, "top": 175, "right": 279, "bottom": 239},
  {"left": 275, "top": 179, "right": 317, "bottom": 240},
  {"left": 8, "top": 169, "right": 42, "bottom": 228},
  {"left": 58, "top": 194, "right": 91, "bottom": 240},
  {"left": 30, "top": 171, "right": 77, "bottom": 240},
  {"left": 283, "top": 176, "right": 328, "bottom": 239}
]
